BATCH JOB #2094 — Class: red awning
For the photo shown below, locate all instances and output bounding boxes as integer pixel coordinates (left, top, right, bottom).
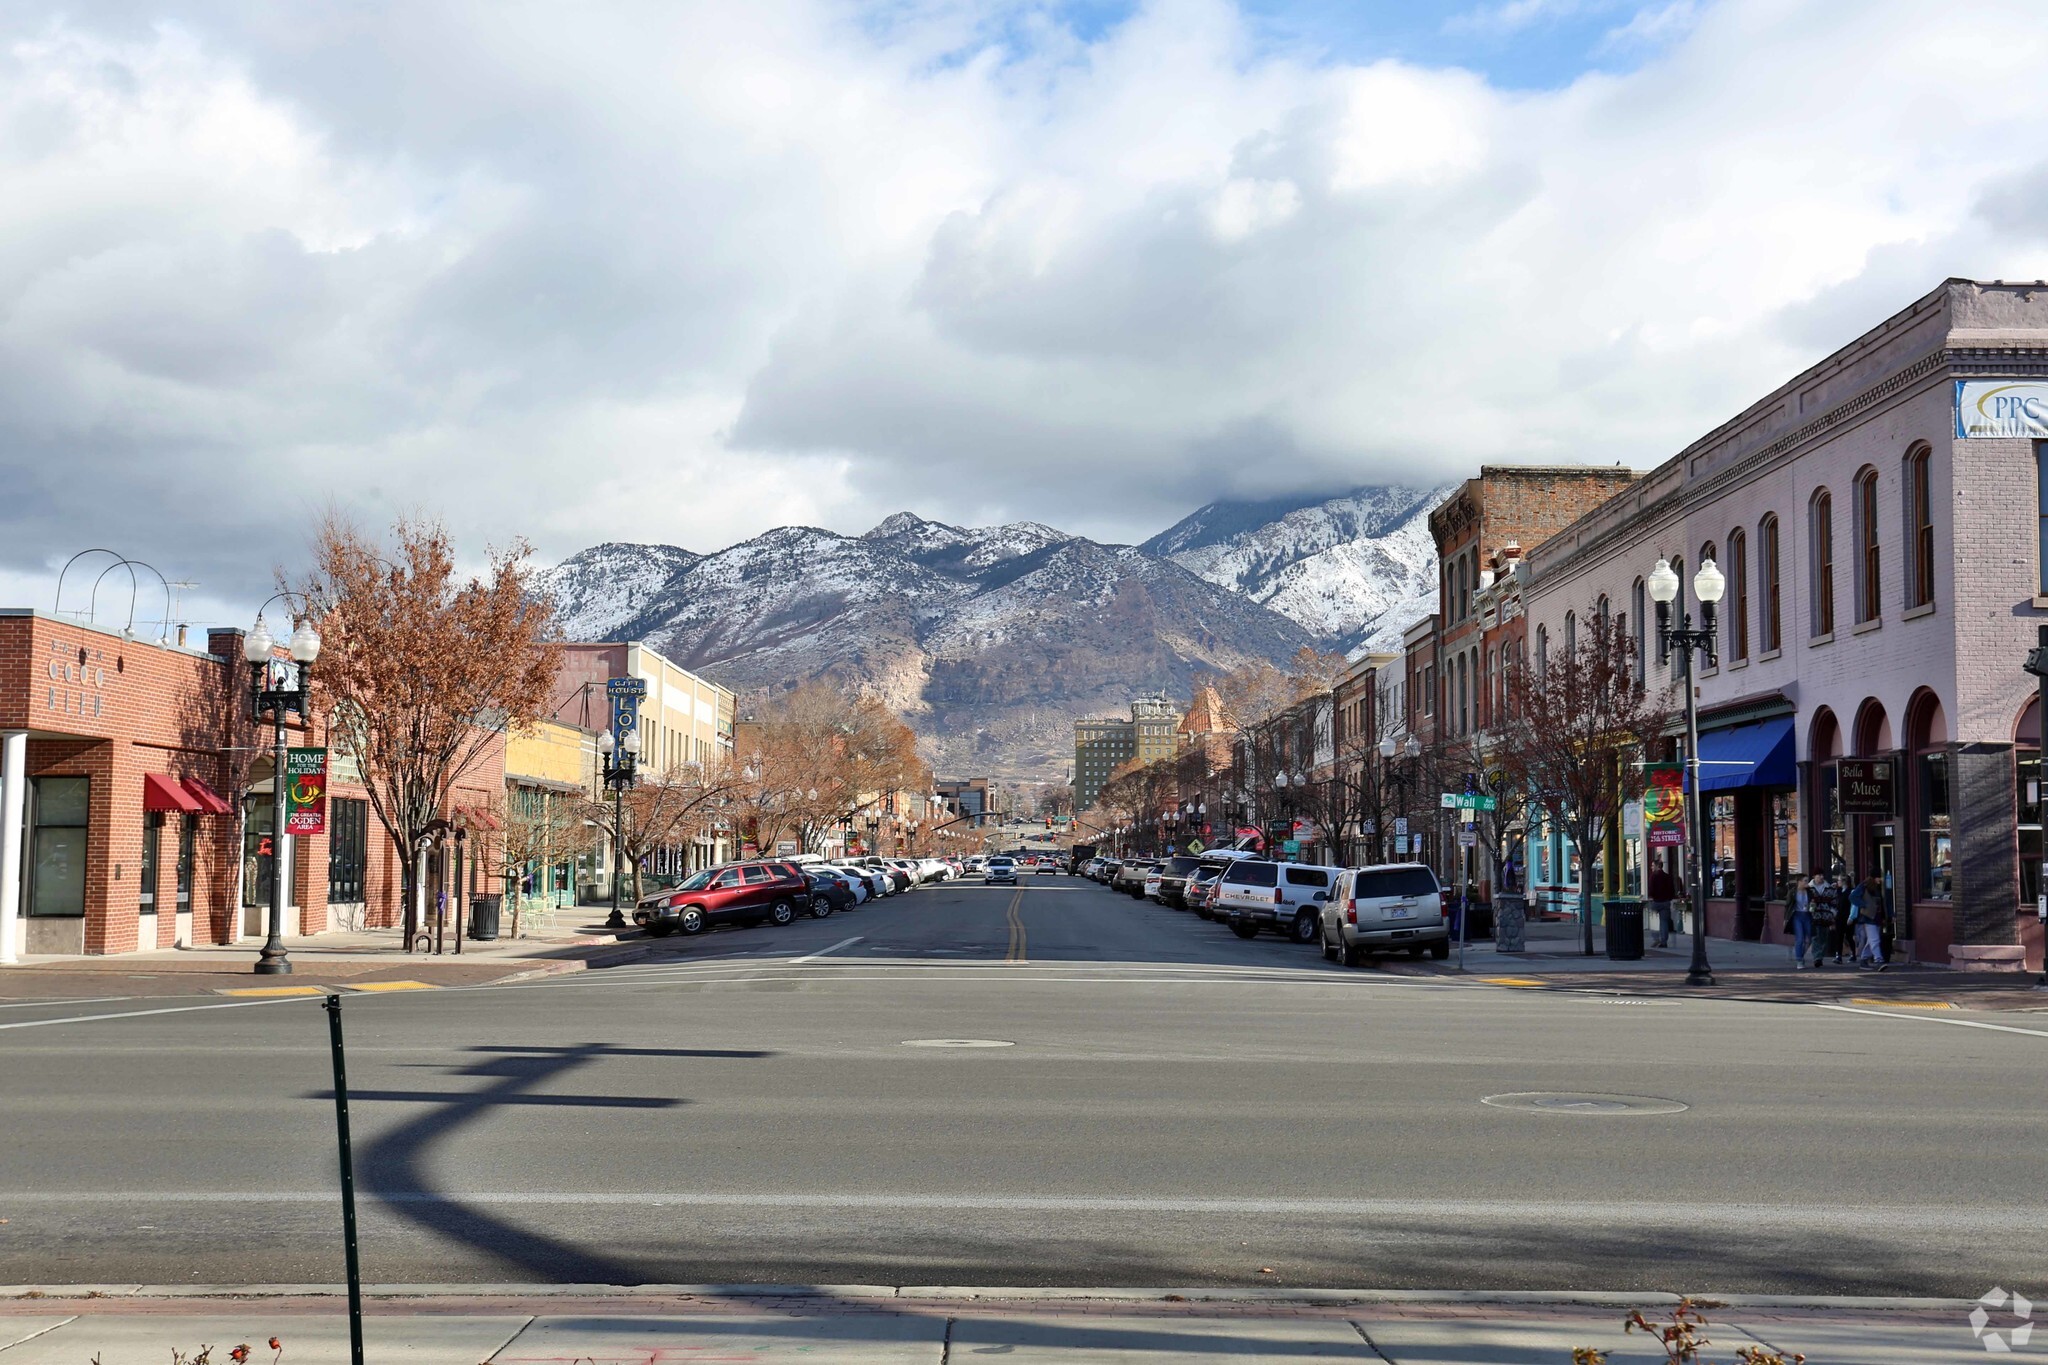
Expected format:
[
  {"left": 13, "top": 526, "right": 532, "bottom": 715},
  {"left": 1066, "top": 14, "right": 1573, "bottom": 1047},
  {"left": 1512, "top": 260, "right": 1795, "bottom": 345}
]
[
  {"left": 143, "top": 773, "right": 202, "bottom": 813},
  {"left": 457, "top": 805, "right": 504, "bottom": 831},
  {"left": 181, "top": 776, "right": 234, "bottom": 816}
]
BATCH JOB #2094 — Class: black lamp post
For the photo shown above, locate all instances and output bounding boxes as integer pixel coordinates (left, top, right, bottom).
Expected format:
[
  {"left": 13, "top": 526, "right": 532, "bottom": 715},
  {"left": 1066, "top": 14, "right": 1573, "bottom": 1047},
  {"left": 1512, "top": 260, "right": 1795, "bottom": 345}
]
[
  {"left": 598, "top": 725, "right": 641, "bottom": 928},
  {"left": 243, "top": 606, "right": 321, "bottom": 975},
  {"left": 1380, "top": 733, "right": 1423, "bottom": 863},
  {"left": 1648, "top": 554, "right": 1726, "bottom": 988}
]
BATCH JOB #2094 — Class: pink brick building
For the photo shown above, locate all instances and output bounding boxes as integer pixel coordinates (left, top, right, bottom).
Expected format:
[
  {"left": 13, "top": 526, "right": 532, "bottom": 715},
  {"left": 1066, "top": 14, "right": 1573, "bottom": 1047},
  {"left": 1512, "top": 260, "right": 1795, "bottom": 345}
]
[{"left": 1519, "top": 279, "right": 2048, "bottom": 970}]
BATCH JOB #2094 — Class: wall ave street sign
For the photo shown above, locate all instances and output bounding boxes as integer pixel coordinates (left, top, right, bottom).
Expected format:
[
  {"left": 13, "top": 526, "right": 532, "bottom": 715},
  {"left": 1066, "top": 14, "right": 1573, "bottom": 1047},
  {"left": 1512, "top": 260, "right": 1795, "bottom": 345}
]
[
  {"left": 1439, "top": 792, "right": 1498, "bottom": 811},
  {"left": 1838, "top": 759, "right": 1896, "bottom": 815}
]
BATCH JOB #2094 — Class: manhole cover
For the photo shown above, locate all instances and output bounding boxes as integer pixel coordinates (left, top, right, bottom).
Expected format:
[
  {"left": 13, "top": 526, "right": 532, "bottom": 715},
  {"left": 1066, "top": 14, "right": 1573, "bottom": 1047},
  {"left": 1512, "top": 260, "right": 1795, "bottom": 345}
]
[
  {"left": 1481, "top": 1091, "right": 1688, "bottom": 1116},
  {"left": 901, "top": 1038, "right": 1015, "bottom": 1048}
]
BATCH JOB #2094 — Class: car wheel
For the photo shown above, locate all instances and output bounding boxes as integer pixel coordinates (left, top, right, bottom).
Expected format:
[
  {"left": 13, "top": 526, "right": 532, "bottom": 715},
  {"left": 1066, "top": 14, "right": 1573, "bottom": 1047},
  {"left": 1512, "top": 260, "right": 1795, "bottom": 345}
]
[
  {"left": 810, "top": 897, "right": 833, "bottom": 919},
  {"left": 1406, "top": 944, "right": 1426, "bottom": 958},
  {"left": 645, "top": 923, "right": 675, "bottom": 938},
  {"left": 1320, "top": 928, "right": 1339, "bottom": 962},
  {"left": 1342, "top": 941, "right": 1366, "bottom": 969},
  {"left": 1429, "top": 938, "right": 1451, "bottom": 960},
  {"left": 769, "top": 899, "right": 796, "bottom": 926},
  {"left": 1291, "top": 910, "right": 1319, "bottom": 944},
  {"left": 1230, "top": 921, "right": 1259, "bottom": 939},
  {"left": 677, "top": 906, "right": 707, "bottom": 936}
]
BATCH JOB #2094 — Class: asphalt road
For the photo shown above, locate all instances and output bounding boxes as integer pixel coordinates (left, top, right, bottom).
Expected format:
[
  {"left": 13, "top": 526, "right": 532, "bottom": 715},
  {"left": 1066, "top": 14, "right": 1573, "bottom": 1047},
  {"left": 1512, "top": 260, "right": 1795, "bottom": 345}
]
[{"left": 0, "top": 871, "right": 2042, "bottom": 1295}]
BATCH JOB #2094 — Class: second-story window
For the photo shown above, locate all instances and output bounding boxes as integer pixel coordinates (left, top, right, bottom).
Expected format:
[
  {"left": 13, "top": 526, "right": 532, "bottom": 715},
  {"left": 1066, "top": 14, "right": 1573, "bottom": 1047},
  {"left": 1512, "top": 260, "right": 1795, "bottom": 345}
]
[
  {"left": 1906, "top": 445, "right": 1935, "bottom": 610},
  {"left": 1855, "top": 466, "right": 1881, "bottom": 623},
  {"left": 1727, "top": 528, "right": 1749, "bottom": 661},
  {"left": 1810, "top": 491, "right": 1834, "bottom": 636},
  {"left": 1759, "top": 514, "right": 1781, "bottom": 653}
]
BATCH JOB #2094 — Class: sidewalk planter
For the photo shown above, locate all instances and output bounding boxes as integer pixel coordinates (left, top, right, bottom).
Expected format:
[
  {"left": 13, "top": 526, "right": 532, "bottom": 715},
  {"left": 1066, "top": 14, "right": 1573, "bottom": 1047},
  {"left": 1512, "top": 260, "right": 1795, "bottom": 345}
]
[
  {"left": 1494, "top": 893, "right": 1527, "bottom": 953},
  {"left": 469, "top": 894, "right": 503, "bottom": 941},
  {"left": 1603, "top": 898, "right": 1645, "bottom": 961}
]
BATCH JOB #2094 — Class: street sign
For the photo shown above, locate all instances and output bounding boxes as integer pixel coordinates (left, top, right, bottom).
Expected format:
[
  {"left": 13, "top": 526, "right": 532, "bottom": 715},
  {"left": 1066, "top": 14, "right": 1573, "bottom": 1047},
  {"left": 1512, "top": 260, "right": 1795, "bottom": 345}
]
[
  {"left": 775, "top": 841, "right": 798, "bottom": 856},
  {"left": 1188, "top": 839, "right": 1206, "bottom": 854},
  {"left": 1282, "top": 839, "right": 1301, "bottom": 855},
  {"left": 1393, "top": 817, "right": 1409, "bottom": 836},
  {"left": 1458, "top": 829, "right": 1476, "bottom": 848},
  {"left": 1439, "top": 793, "right": 1498, "bottom": 811}
]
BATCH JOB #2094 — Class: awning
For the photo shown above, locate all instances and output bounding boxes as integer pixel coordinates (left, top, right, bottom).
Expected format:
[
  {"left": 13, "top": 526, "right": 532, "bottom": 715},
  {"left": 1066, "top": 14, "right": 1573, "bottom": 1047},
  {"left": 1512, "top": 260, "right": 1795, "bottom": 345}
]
[
  {"left": 181, "top": 777, "right": 233, "bottom": 816},
  {"left": 1696, "top": 716, "right": 1796, "bottom": 792},
  {"left": 142, "top": 773, "right": 202, "bottom": 813}
]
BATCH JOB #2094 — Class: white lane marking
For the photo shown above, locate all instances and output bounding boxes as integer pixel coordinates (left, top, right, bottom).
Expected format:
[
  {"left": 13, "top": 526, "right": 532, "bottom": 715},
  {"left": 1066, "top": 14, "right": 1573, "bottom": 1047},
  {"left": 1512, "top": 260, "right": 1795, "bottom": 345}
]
[
  {"left": 3, "top": 1190, "right": 2036, "bottom": 1231},
  {"left": 0, "top": 994, "right": 321, "bottom": 1032},
  {"left": 0, "top": 995, "right": 143, "bottom": 1011},
  {"left": 790, "top": 936, "right": 864, "bottom": 964},
  {"left": 1815, "top": 1002, "right": 2048, "bottom": 1038}
]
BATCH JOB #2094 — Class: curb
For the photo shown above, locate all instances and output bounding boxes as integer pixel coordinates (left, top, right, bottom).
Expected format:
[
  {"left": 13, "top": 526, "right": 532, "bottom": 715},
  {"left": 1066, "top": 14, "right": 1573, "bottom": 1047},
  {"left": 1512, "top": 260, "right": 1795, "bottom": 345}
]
[{"left": 0, "top": 1284, "right": 1980, "bottom": 1313}]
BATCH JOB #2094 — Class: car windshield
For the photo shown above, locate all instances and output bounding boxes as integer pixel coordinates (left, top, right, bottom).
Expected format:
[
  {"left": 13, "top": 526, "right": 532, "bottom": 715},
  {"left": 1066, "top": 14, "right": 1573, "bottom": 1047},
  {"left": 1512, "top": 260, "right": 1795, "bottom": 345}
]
[
  {"left": 1221, "top": 861, "right": 1278, "bottom": 887},
  {"left": 672, "top": 868, "right": 716, "bottom": 892},
  {"left": 1162, "top": 856, "right": 1203, "bottom": 875}
]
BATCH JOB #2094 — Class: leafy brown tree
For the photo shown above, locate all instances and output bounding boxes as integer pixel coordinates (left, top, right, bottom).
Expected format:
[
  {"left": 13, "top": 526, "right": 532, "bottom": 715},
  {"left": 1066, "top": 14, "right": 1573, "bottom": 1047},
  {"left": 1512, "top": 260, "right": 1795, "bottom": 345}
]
[
  {"left": 302, "top": 514, "right": 560, "bottom": 942},
  {"left": 503, "top": 787, "right": 597, "bottom": 935},
  {"left": 1497, "top": 605, "right": 1673, "bottom": 954}
]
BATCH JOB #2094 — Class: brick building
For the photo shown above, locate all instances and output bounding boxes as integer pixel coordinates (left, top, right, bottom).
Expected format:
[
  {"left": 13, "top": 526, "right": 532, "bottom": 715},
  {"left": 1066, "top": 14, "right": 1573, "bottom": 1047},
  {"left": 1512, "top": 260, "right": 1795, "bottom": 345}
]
[
  {"left": 1519, "top": 278, "right": 2048, "bottom": 970},
  {"left": 0, "top": 609, "right": 504, "bottom": 960}
]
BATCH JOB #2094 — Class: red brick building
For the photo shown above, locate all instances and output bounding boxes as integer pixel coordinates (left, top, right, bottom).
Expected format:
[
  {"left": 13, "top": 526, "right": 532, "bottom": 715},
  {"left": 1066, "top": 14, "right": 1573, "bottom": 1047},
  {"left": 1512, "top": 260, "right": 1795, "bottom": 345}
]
[{"left": 0, "top": 610, "right": 502, "bottom": 960}]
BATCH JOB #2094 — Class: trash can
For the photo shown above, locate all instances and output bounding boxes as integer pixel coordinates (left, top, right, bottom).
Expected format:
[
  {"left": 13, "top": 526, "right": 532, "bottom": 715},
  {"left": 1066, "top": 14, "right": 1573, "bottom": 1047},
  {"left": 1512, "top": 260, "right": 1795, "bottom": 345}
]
[
  {"left": 468, "top": 893, "right": 503, "bottom": 942},
  {"left": 1604, "top": 897, "right": 1644, "bottom": 961}
]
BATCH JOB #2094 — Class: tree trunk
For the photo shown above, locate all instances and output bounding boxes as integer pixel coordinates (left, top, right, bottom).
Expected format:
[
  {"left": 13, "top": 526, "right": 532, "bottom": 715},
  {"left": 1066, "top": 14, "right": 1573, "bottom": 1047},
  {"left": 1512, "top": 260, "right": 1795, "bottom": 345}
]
[{"left": 1575, "top": 833, "right": 1596, "bottom": 956}]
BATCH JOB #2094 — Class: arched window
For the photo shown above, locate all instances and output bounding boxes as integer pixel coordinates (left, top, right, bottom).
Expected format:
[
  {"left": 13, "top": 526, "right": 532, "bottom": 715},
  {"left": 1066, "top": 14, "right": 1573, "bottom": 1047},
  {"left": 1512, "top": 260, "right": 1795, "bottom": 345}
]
[
  {"left": 1726, "top": 528, "right": 1749, "bottom": 661},
  {"left": 1908, "top": 689, "right": 1950, "bottom": 903},
  {"left": 1631, "top": 577, "right": 1647, "bottom": 682},
  {"left": 1855, "top": 467, "right": 1881, "bottom": 623},
  {"left": 1536, "top": 625, "right": 1549, "bottom": 678},
  {"left": 1758, "top": 515, "right": 1781, "bottom": 654},
  {"left": 1809, "top": 490, "right": 1834, "bottom": 637},
  {"left": 1564, "top": 611, "right": 1576, "bottom": 658},
  {"left": 1905, "top": 446, "right": 1934, "bottom": 610}
]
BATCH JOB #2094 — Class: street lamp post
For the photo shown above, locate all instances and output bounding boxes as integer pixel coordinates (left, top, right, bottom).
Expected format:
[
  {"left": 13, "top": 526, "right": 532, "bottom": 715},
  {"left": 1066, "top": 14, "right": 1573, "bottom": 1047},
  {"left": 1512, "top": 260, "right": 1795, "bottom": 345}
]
[
  {"left": 1379, "top": 734, "right": 1423, "bottom": 863},
  {"left": 598, "top": 726, "right": 641, "bottom": 928},
  {"left": 244, "top": 610, "right": 321, "bottom": 975},
  {"left": 1648, "top": 555, "right": 1726, "bottom": 988}
]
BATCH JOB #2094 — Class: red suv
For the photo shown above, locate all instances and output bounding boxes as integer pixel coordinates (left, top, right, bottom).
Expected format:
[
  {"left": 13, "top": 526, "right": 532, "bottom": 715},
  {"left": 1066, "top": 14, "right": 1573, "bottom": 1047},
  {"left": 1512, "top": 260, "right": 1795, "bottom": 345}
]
[{"left": 633, "top": 860, "right": 815, "bottom": 937}]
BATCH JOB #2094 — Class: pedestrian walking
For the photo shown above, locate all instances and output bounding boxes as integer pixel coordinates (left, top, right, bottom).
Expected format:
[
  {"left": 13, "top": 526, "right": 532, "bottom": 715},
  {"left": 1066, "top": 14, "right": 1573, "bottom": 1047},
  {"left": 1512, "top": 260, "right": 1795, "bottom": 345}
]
[
  {"left": 1850, "top": 875, "right": 1887, "bottom": 970},
  {"left": 1807, "top": 875, "right": 1837, "bottom": 968},
  {"left": 1815, "top": 874, "right": 1846, "bottom": 964},
  {"left": 1787, "top": 876, "right": 1815, "bottom": 969},
  {"left": 1647, "top": 862, "right": 1677, "bottom": 948}
]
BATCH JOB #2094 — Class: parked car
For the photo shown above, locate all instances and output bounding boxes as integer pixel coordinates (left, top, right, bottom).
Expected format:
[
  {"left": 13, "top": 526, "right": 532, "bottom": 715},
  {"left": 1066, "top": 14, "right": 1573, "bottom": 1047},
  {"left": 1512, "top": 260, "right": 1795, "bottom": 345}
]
[
  {"left": 1215, "top": 859, "right": 1344, "bottom": 942},
  {"left": 1320, "top": 863, "right": 1451, "bottom": 965},
  {"left": 862, "top": 857, "right": 914, "bottom": 892},
  {"left": 806, "top": 870, "right": 857, "bottom": 915},
  {"left": 1184, "top": 862, "right": 1230, "bottom": 918},
  {"left": 1113, "top": 859, "right": 1158, "bottom": 896},
  {"left": 986, "top": 856, "right": 1018, "bottom": 884},
  {"left": 633, "top": 859, "right": 814, "bottom": 936},
  {"left": 1148, "top": 854, "right": 1207, "bottom": 907}
]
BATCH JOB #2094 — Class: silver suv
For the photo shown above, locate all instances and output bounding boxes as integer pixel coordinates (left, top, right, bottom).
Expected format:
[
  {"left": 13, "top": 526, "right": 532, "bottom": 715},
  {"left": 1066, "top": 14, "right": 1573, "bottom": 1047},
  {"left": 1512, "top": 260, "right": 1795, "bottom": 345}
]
[
  {"left": 1216, "top": 859, "right": 1342, "bottom": 942},
  {"left": 1319, "top": 863, "right": 1449, "bottom": 966}
]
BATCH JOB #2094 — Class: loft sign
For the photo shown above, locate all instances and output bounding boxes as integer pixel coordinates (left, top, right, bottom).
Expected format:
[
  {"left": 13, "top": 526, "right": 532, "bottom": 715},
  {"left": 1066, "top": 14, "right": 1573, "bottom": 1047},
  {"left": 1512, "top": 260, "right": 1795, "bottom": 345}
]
[{"left": 46, "top": 639, "right": 109, "bottom": 718}]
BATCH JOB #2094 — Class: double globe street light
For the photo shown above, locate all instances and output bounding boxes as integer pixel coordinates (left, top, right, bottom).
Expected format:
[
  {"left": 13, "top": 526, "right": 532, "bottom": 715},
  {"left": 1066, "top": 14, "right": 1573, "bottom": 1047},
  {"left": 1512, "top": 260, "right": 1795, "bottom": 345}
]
[
  {"left": 243, "top": 609, "right": 322, "bottom": 975},
  {"left": 1647, "top": 555, "right": 1726, "bottom": 988},
  {"left": 597, "top": 725, "right": 641, "bottom": 928},
  {"left": 1378, "top": 732, "right": 1423, "bottom": 863}
]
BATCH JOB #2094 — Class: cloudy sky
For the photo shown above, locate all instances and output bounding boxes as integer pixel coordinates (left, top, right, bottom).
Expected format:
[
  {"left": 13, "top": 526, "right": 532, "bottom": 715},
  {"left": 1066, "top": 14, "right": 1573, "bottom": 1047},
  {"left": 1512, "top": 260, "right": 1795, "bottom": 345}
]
[{"left": 4, "top": 0, "right": 2048, "bottom": 626}]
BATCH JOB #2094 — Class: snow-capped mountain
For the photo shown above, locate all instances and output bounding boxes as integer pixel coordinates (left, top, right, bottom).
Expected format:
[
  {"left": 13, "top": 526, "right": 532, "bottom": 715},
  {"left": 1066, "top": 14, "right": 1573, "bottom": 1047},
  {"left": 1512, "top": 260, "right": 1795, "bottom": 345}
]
[
  {"left": 1143, "top": 484, "right": 1450, "bottom": 651},
  {"left": 539, "top": 513, "right": 1316, "bottom": 779}
]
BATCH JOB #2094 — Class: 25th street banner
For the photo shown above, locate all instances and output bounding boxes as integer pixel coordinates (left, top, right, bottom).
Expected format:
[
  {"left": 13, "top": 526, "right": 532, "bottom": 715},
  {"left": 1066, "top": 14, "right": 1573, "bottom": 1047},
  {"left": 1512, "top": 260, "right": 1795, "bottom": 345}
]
[
  {"left": 1643, "top": 762, "right": 1686, "bottom": 848},
  {"left": 284, "top": 746, "right": 329, "bottom": 835}
]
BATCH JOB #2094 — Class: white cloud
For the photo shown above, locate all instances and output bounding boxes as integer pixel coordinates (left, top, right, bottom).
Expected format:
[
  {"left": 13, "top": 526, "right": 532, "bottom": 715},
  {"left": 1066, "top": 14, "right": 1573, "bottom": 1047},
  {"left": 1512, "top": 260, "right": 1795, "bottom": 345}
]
[{"left": 1, "top": 0, "right": 2048, "bottom": 607}]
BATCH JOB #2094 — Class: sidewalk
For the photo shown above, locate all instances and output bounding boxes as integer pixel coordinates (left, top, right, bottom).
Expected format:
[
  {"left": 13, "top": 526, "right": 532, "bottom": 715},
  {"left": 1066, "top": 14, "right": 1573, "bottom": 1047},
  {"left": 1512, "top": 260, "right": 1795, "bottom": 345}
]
[
  {"left": 0, "top": 1286, "right": 1989, "bottom": 1362},
  {"left": 0, "top": 916, "right": 654, "bottom": 1001},
  {"left": 1418, "top": 918, "right": 2048, "bottom": 1011}
]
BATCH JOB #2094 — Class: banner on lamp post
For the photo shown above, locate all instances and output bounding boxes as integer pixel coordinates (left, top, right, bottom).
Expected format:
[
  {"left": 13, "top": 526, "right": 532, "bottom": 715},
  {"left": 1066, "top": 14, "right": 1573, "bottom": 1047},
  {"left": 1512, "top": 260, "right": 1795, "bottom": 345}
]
[
  {"left": 284, "top": 747, "right": 329, "bottom": 835},
  {"left": 1644, "top": 762, "right": 1685, "bottom": 848}
]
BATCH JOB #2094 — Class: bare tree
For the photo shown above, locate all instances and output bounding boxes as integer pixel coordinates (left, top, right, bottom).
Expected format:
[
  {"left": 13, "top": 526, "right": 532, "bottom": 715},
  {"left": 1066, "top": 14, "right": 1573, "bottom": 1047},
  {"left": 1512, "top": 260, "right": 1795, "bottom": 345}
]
[
  {"left": 587, "top": 755, "right": 746, "bottom": 902},
  {"left": 1497, "top": 606, "right": 1673, "bottom": 954},
  {"left": 302, "top": 515, "right": 560, "bottom": 943},
  {"left": 503, "top": 788, "right": 596, "bottom": 936}
]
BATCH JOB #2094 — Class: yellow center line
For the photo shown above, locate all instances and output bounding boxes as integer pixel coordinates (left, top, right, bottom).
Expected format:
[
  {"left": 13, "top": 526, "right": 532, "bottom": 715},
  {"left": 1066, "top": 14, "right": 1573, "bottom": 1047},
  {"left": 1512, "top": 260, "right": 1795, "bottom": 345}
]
[
  {"left": 215, "top": 985, "right": 327, "bottom": 997},
  {"left": 1481, "top": 976, "right": 1546, "bottom": 988},
  {"left": 1849, "top": 997, "right": 1953, "bottom": 1010},
  {"left": 1006, "top": 890, "right": 1027, "bottom": 964}
]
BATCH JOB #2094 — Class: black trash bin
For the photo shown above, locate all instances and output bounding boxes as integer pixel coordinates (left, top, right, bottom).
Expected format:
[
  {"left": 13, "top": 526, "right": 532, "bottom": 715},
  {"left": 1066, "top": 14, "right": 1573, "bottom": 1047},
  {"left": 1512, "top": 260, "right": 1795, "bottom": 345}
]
[
  {"left": 1604, "top": 897, "right": 1644, "bottom": 961},
  {"left": 468, "top": 893, "right": 503, "bottom": 942}
]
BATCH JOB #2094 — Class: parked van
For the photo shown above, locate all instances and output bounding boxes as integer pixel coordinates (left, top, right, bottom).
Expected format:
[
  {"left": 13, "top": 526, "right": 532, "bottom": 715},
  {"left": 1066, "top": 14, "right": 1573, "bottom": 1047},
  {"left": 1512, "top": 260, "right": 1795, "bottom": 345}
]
[
  {"left": 1320, "top": 863, "right": 1450, "bottom": 965},
  {"left": 1215, "top": 859, "right": 1343, "bottom": 942}
]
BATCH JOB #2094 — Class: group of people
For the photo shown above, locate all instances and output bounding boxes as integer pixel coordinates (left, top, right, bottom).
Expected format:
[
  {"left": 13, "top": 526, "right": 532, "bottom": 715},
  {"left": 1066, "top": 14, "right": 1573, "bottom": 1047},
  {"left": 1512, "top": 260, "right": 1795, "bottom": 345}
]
[
  {"left": 1641, "top": 863, "right": 1894, "bottom": 969},
  {"left": 1787, "top": 872, "right": 1893, "bottom": 970}
]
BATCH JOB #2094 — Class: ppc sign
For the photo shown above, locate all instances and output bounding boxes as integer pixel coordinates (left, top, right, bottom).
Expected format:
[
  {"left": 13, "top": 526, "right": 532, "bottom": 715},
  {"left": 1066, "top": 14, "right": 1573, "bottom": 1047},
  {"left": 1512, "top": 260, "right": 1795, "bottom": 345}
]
[
  {"left": 1955, "top": 380, "right": 2048, "bottom": 438},
  {"left": 284, "top": 747, "right": 329, "bottom": 835}
]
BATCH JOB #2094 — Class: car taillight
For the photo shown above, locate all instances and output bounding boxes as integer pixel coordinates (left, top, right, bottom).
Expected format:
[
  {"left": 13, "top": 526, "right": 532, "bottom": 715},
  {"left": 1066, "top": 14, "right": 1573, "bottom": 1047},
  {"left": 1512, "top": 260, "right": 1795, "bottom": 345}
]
[
  {"left": 1274, "top": 887, "right": 1283, "bottom": 905},
  {"left": 1346, "top": 899, "right": 1357, "bottom": 925}
]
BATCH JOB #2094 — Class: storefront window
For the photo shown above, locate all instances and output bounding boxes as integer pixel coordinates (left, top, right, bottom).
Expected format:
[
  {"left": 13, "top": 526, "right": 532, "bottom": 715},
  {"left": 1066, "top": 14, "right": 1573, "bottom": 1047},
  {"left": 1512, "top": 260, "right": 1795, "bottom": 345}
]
[
  {"left": 1918, "top": 751, "right": 1952, "bottom": 901},
  {"left": 1709, "top": 795, "right": 1736, "bottom": 897},
  {"left": 1770, "top": 791, "right": 1801, "bottom": 901},
  {"left": 176, "top": 815, "right": 196, "bottom": 909},
  {"left": 243, "top": 796, "right": 275, "bottom": 909},
  {"left": 2021, "top": 751, "right": 2042, "bottom": 912},
  {"left": 29, "top": 777, "right": 90, "bottom": 917},
  {"left": 141, "top": 811, "right": 163, "bottom": 913},
  {"left": 1818, "top": 762, "right": 1846, "bottom": 878}
]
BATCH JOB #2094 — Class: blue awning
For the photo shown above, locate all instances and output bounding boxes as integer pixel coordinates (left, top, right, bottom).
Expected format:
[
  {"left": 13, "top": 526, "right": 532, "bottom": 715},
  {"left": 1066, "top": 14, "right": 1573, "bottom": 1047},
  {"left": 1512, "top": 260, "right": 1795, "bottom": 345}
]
[{"left": 1696, "top": 715, "right": 1796, "bottom": 791}]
